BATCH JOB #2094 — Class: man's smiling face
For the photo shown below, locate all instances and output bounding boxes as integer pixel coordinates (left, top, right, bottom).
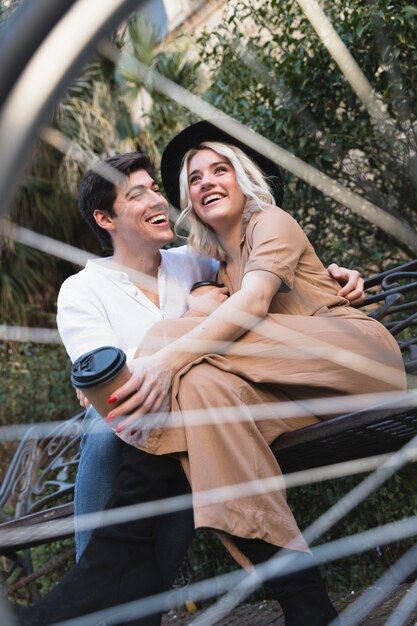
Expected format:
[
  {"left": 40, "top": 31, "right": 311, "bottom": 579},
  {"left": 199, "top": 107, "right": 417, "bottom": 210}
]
[{"left": 111, "top": 169, "right": 173, "bottom": 248}]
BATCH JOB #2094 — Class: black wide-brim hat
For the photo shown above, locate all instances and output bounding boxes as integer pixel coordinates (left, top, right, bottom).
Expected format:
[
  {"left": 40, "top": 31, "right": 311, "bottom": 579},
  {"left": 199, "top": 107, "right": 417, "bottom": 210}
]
[{"left": 160, "top": 119, "right": 284, "bottom": 210}]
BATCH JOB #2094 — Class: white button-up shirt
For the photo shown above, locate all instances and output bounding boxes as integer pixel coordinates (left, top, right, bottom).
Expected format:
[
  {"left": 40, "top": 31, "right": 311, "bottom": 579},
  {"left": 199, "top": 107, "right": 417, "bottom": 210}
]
[{"left": 57, "top": 246, "right": 218, "bottom": 363}]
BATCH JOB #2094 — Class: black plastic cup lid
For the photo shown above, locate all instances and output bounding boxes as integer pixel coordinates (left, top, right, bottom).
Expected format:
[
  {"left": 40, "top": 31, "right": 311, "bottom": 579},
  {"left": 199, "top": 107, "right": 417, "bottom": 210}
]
[
  {"left": 71, "top": 346, "right": 127, "bottom": 388},
  {"left": 190, "top": 280, "right": 225, "bottom": 293}
]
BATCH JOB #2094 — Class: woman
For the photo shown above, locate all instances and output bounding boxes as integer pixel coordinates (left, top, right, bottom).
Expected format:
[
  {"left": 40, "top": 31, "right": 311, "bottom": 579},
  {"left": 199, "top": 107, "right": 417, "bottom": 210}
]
[{"left": 107, "top": 120, "right": 406, "bottom": 625}]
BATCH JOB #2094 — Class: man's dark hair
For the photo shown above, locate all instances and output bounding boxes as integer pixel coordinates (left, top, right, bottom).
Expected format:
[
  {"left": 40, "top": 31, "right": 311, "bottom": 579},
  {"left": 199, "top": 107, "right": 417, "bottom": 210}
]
[{"left": 78, "top": 152, "right": 154, "bottom": 249}]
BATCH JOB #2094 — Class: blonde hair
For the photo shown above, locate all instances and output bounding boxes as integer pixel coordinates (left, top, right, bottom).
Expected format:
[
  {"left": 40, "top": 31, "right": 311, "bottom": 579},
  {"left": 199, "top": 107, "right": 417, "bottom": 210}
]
[{"left": 175, "top": 142, "right": 275, "bottom": 260}]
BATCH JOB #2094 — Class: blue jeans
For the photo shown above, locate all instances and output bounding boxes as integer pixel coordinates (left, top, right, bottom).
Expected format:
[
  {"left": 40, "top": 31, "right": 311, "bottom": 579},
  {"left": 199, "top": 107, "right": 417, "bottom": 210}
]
[
  {"left": 74, "top": 407, "right": 122, "bottom": 559},
  {"left": 74, "top": 406, "right": 195, "bottom": 589}
]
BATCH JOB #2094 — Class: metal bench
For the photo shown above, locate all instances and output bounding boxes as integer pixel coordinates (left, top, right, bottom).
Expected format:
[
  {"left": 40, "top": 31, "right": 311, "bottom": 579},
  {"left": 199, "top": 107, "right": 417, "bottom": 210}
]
[
  {"left": 0, "top": 413, "right": 84, "bottom": 600},
  {"left": 1, "top": 259, "right": 416, "bottom": 600}
]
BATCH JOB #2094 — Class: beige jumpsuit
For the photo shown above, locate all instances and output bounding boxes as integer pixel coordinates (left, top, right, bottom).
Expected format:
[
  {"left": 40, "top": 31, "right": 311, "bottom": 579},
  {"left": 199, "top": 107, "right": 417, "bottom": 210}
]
[{"left": 131, "top": 207, "right": 406, "bottom": 561}]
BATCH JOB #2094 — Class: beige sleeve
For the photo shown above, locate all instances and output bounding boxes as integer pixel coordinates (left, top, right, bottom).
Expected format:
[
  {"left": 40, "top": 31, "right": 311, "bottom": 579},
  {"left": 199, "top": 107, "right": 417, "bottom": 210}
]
[{"left": 243, "top": 208, "right": 307, "bottom": 289}]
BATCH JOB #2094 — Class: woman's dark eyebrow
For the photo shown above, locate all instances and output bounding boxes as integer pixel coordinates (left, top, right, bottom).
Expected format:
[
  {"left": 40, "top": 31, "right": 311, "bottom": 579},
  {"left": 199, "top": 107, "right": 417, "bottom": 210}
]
[{"left": 188, "top": 160, "right": 228, "bottom": 179}]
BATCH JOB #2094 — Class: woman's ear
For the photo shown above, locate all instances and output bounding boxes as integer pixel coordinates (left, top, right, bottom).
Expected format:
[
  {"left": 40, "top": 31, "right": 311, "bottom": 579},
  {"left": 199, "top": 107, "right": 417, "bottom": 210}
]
[{"left": 93, "top": 209, "right": 115, "bottom": 232}]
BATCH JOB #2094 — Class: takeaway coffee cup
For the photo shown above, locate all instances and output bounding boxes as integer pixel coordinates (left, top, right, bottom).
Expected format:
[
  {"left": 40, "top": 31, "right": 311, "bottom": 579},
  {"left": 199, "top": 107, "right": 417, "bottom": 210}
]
[
  {"left": 71, "top": 346, "right": 131, "bottom": 417},
  {"left": 189, "top": 280, "right": 225, "bottom": 296}
]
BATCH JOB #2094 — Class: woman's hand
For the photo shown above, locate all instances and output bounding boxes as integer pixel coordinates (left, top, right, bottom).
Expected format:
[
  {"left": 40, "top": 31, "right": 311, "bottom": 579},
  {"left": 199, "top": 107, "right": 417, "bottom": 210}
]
[
  {"left": 184, "top": 285, "right": 229, "bottom": 317},
  {"left": 104, "top": 354, "right": 174, "bottom": 438},
  {"left": 327, "top": 264, "right": 365, "bottom": 306}
]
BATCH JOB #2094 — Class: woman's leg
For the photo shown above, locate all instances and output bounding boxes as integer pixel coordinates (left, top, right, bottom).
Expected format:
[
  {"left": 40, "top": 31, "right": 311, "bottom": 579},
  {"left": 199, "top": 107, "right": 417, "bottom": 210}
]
[
  {"left": 173, "top": 363, "right": 317, "bottom": 555},
  {"left": 173, "top": 364, "right": 338, "bottom": 624},
  {"left": 142, "top": 313, "right": 406, "bottom": 398}
]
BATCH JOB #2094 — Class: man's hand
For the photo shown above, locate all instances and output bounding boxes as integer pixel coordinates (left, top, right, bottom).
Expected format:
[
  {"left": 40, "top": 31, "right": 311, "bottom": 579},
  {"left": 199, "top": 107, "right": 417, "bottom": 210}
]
[
  {"left": 327, "top": 263, "right": 365, "bottom": 307},
  {"left": 76, "top": 388, "right": 91, "bottom": 409}
]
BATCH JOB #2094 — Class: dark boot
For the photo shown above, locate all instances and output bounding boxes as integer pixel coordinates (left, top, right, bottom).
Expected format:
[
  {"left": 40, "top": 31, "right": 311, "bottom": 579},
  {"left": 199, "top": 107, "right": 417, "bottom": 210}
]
[
  {"left": 235, "top": 537, "right": 339, "bottom": 626},
  {"left": 14, "top": 536, "right": 163, "bottom": 626}
]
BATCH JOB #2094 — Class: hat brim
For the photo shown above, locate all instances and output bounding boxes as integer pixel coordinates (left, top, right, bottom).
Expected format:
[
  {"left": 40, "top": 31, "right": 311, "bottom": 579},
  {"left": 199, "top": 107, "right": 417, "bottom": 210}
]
[{"left": 160, "top": 120, "right": 284, "bottom": 210}]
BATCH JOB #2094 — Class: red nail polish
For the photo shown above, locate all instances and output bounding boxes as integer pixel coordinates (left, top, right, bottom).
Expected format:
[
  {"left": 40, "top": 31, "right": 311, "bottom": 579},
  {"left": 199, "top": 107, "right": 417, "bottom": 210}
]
[
  {"left": 130, "top": 429, "right": 137, "bottom": 436},
  {"left": 107, "top": 394, "right": 118, "bottom": 404},
  {"left": 106, "top": 414, "right": 116, "bottom": 423},
  {"left": 116, "top": 423, "right": 125, "bottom": 433}
]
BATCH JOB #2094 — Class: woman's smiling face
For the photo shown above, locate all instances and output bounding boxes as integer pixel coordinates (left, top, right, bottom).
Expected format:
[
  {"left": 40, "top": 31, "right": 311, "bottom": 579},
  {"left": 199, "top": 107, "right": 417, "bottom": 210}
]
[{"left": 187, "top": 148, "right": 246, "bottom": 232}]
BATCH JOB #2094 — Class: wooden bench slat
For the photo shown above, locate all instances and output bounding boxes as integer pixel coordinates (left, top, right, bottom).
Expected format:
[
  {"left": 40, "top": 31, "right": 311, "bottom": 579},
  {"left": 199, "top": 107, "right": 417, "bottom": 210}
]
[
  {"left": 272, "top": 395, "right": 417, "bottom": 473},
  {"left": 0, "top": 503, "right": 75, "bottom": 552}
]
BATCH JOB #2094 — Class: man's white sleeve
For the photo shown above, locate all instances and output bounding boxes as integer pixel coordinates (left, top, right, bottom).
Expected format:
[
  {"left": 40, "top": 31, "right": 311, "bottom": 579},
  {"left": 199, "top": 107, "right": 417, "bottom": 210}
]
[{"left": 57, "top": 280, "right": 121, "bottom": 363}]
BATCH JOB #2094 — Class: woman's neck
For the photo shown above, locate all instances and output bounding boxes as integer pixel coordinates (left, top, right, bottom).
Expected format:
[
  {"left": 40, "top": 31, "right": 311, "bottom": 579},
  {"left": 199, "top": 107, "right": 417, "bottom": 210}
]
[{"left": 217, "top": 223, "right": 242, "bottom": 266}]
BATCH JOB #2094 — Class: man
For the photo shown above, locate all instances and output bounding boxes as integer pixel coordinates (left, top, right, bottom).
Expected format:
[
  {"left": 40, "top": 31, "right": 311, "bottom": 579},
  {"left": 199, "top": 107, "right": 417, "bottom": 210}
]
[
  {"left": 57, "top": 153, "right": 217, "bottom": 576},
  {"left": 18, "top": 151, "right": 362, "bottom": 626}
]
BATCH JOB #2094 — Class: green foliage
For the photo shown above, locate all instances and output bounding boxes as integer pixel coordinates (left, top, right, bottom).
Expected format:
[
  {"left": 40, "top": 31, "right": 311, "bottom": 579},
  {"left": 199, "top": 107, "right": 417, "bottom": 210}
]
[
  {"left": 0, "top": 341, "right": 79, "bottom": 428},
  {"left": 30, "top": 539, "right": 76, "bottom": 598},
  {"left": 197, "top": 0, "right": 417, "bottom": 270},
  {"left": 177, "top": 529, "right": 238, "bottom": 595},
  {"left": 115, "top": 15, "right": 206, "bottom": 165},
  {"left": 4, "top": 539, "right": 75, "bottom": 604},
  {"left": 0, "top": 39, "right": 136, "bottom": 325},
  {"left": 288, "top": 464, "right": 417, "bottom": 591},
  {"left": 2, "top": 1, "right": 416, "bottom": 321}
]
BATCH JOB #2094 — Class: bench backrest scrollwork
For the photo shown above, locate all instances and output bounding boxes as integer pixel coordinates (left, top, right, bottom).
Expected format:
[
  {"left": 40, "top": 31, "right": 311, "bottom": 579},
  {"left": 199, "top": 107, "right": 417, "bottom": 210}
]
[
  {"left": 0, "top": 412, "right": 84, "bottom": 523},
  {"left": 363, "top": 259, "right": 417, "bottom": 374}
]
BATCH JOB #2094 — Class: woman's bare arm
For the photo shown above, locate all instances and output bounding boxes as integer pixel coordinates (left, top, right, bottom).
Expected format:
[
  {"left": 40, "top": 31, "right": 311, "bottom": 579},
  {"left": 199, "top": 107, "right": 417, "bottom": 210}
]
[{"left": 108, "top": 270, "right": 281, "bottom": 431}]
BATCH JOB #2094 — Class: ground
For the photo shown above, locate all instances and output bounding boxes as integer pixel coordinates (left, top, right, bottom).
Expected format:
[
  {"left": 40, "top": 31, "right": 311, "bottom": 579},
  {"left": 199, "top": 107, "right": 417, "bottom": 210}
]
[{"left": 162, "top": 584, "right": 417, "bottom": 625}]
